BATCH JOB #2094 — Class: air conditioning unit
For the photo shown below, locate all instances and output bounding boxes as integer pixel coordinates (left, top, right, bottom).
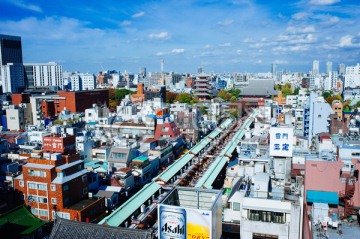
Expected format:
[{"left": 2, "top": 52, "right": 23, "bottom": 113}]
[{"left": 88, "top": 192, "right": 93, "bottom": 199}]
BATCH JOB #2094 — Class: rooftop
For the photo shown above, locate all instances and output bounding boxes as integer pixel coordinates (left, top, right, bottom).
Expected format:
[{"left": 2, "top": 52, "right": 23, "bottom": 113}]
[{"left": 67, "top": 197, "right": 102, "bottom": 211}]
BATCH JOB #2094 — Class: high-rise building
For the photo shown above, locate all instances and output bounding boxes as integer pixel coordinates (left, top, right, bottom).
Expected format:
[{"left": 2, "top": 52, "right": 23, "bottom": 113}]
[
  {"left": 271, "top": 63, "right": 276, "bottom": 76},
  {"left": 140, "top": 67, "right": 146, "bottom": 78},
  {"left": 326, "top": 61, "right": 332, "bottom": 75},
  {"left": 312, "top": 60, "right": 319, "bottom": 75},
  {"left": 0, "top": 34, "right": 23, "bottom": 73},
  {"left": 69, "top": 73, "right": 96, "bottom": 91},
  {"left": 0, "top": 34, "right": 23, "bottom": 92},
  {"left": 338, "top": 63, "right": 346, "bottom": 76},
  {"left": 344, "top": 63, "right": 360, "bottom": 88},
  {"left": 1, "top": 63, "right": 25, "bottom": 93},
  {"left": 24, "top": 62, "right": 63, "bottom": 89}
]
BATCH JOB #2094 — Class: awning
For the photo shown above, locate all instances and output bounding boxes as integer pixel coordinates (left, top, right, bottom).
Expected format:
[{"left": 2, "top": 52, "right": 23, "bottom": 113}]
[{"left": 306, "top": 190, "right": 339, "bottom": 205}]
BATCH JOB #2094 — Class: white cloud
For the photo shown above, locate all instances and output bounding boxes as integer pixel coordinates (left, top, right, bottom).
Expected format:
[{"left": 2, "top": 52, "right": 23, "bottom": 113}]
[
  {"left": 243, "top": 38, "right": 254, "bottom": 43},
  {"left": 203, "top": 44, "right": 213, "bottom": 49},
  {"left": 156, "top": 48, "right": 185, "bottom": 56},
  {"left": 286, "top": 25, "right": 316, "bottom": 34},
  {"left": 236, "top": 50, "right": 242, "bottom": 55},
  {"left": 148, "top": 31, "right": 170, "bottom": 40},
  {"left": 119, "top": 20, "right": 132, "bottom": 27},
  {"left": 218, "top": 19, "right": 234, "bottom": 26},
  {"left": 272, "top": 45, "right": 310, "bottom": 52},
  {"left": 171, "top": 48, "right": 185, "bottom": 53},
  {"left": 309, "top": 0, "right": 341, "bottom": 5},
  {"left": 10, "top": 0, "right": 42, "bottom": 12},
  {"left": 338, "top": 35, "right": 360, "bottom": 48},
  {"left": 273, "top": 60, "right": 288, "bottom": 64},
  {"left": 132, "top": 11, "right": 145, "bottom": 18},
  {"left": 292, "top": 12, "right": 310, "bottom": 20},
  {"left": 255, "top": 60, "right": 262, "bottom": 64},
  {"left": 219, "top": 42, "right": 231, "bottom": 47}
]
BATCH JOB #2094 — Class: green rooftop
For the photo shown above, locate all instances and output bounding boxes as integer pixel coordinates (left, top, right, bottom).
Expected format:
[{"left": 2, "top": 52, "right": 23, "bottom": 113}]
[
  {"left": 0, "top": 204, "right": 45, "bottom": 236},
  {"left": 132, "top": 156, "right": 149, "bottom": 162}
]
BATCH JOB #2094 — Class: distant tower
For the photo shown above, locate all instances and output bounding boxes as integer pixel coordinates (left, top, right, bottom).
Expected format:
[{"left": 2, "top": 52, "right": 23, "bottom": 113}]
[
  {"left": 312, "top": 60, "right": 319, "bottom": 75},
  {"left": 140, "top": 67, "right": 146, "bottom": 78},
  {"left": 326, "top": 61, "right": 332, "bottom": 75},
  {"left": 160, "top": 59, "right": 165, "bottom": 86},
  {"left": 338, "top": 63, "right": 345, "bottom": 76},
  {"left": 271, "top": 63, "right": 277, "bottom": 76}
]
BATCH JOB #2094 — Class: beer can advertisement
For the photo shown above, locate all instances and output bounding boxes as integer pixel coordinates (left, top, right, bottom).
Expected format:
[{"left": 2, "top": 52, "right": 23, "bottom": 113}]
[{"left": 159, "top": 205, "right": 211, "bottom": 239}]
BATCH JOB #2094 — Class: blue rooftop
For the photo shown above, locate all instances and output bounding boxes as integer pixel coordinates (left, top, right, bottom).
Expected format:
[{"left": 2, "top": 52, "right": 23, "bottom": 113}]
[{"left": 306, "top": 190, "right": 339, "bottom": 205}]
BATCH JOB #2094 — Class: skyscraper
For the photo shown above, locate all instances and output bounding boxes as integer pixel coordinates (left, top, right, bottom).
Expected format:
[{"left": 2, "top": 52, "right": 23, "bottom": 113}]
[
  {"left": 0, "top": 34, "right": 24, "bottom": 92},
  {"left": 271, "top": 63, "right": 277, "bottom": 76},
  {"left": 312, "top": 60, "right": 319, "bottom": 75},
  {"left": 338, "top": 63, "right": 345, "bottom": 76},
  {"left": 326, "top": 61, "right": 332, "bottom": 75}
]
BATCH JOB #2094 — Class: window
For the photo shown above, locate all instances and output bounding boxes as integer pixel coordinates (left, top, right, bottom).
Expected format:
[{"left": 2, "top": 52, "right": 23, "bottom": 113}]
[
  {"left": 19, "top": 181, "right": 24, "bottom": 187},
  {"left": 233, "top": 203, "right": 240, "bottom": 211},
  {"left": 57, "top": 172, "right": 65, "bottom": 178},
  {"left": 31, "top": 208, "right": 38, "bottom": 215},
  {"left": 83, "top": 187, "right": 88, "bottom": 194},
  {"left": 38, "top": 197, "right": 47, "bottom": 203},
  {"left": 38, "top": 209, "right": 48, "bottom": 217},
  {"left": 28, "top": 183, "right": 36, "bottom": 189},
  {"left": 82, "top": 175, "right": 87, "bottom": 183},
  {"left": 28, "top": 170, "right": 46, "bottom": 177},
  {"left": 78, "top": 164, "right": 83, "bottom": 170},
  {"left": 318, "top": 114, "right": 322, "bottom": 118},
  {"left": 63, "top": 185, "right": 69, "bottom": 191},
  {"left": 51, "top": 198, "right": 57, "bottom": 204},
  {"left": 38, "top": 184, "right": 47, "bottom": 190},
  {"left": 50, "top": 184, "right": 56, "bottom": 191},
  {"left": 111, "top": 153, "right": 125, "bottom": 160}
]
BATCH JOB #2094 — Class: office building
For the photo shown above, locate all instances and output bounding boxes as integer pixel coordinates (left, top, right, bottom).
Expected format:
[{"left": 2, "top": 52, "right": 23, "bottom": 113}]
[
  {"left": 24, "top": 62, "right": 63, "bottom": 89},
  {"left": 0, "top": 34, "right": 23, "bottom": 76},
  {"left": 344, "top": 63, "right": 360, "bottom": 88},
  {"left": 1, "top": 63, "right": 25, "bottom": 93},
  {"left": 312, "top": 60, "right": 319, "bottom": 75},
  {"left": 69, "top": 73, "right": 96, "bottom": 91},
  {"left": 271, "top": 63, "right": 276, "bottom": 76},
  {"left": 326, "top": 61, "right": 332, "bottom": 75},
  {"left": 338, "top": 63, "right": 346, "bottom": 76}
]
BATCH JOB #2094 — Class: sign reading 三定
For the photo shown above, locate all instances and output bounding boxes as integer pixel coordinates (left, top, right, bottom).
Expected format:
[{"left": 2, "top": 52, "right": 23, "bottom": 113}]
[{"left": 269, "top": 127, "right": 293, "bottom": 157}]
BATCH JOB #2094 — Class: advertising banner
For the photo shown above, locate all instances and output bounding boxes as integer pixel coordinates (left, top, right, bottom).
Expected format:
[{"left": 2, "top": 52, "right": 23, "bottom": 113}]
[{"left": 159, "top": 205, "right": 212, "bottom": 239}]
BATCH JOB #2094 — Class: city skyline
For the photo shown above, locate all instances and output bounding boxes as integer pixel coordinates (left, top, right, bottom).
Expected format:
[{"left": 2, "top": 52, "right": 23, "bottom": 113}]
[{"left": 0, "top": 0, "right": 360, "bottom": 73}]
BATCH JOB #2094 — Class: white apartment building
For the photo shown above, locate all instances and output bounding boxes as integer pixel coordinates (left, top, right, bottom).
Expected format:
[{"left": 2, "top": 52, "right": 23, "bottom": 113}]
[
  {"left": 24, "top": 62, "right": 63, "bottom": 89},
  {"left": 6, "top": 105, "right": 26, "bottom": 130},
  {"left": 344, "top": 63, "right": 360, "bottom": 88},
  {"left": 1, "top": 63, "right": 25, "bottom": 93},
  {"left": 69, "top": 73, "right": 96, "bottom": 91}
]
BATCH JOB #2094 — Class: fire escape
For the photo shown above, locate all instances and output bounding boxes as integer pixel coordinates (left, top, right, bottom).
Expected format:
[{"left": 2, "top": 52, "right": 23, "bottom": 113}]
[{"left": 340, "top": 177, "right": 356, "bottom": 218}]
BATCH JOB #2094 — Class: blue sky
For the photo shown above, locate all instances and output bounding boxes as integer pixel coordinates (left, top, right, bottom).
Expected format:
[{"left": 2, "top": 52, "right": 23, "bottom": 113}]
[{"left": 0, "top": 0, "right": 359, "bottom": 74}]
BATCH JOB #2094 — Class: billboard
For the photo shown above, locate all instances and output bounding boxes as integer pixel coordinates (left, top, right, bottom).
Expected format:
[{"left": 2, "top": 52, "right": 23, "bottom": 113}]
[
  {"left": 158, "top": 205, "right": 212, "bottom": 239},
  {"left": 43, "top": 137, "right": 64, "bottom": 153},
  {"left": 269, "top": 127, "right": 293, "bottom": 157}
]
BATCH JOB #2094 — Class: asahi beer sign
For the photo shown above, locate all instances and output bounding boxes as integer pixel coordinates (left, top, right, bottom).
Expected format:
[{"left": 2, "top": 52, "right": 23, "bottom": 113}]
[{"left": 159, "top": 205, "right": 211, "bottom": 239}]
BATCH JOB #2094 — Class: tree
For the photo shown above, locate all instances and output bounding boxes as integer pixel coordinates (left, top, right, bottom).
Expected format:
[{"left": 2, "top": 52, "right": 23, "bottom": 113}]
[
  {"left": 356, "top": 101, "right": 360, "bottom": 108},
  {"left": 114, "top": 89, "right": 132, "bottom": 101},
  {"left": 166, "top": 91, "right": 178, "bottom": 104},
  {"left": 322, "top": 91, "right": 333, "bottom": 99},
  {"left": 109, "top": 100, "right": 118, "bottom": 108},
  {"left": 230, "top": 96, "right": 237, "bottom": 102},
  {"left": 217, "top": 90, "right": 227, "bottom": 100},
  {"left": 108, "top": 89, "right": 116, "bottom": 100},
  {"left": 176, "top": 93, "right": 194, "bottom": 104},
  {"left": 199, "top": 106, "right": 207, "bottom": 115}
]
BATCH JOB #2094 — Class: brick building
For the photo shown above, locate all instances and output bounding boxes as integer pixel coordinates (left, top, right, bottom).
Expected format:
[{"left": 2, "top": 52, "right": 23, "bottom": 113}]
[{"left": 14, "top": 133, "right": 105, "bottom": 222}]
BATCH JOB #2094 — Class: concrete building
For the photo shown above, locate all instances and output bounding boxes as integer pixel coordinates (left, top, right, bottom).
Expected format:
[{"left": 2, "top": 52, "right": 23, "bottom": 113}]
[
  {"left": 338, "top": 63, "right": 346, "bottom": 76},
  {"left": 326, "top": 61, "right": 332, "bottom": 75},
  {"left": 6, "top": 105, "right": 26, "bottom": 131},
  {"left": 14, "top": 133, "right": 105, "bottom": 221},
  {"left": 305, "top": 92, "right": 334, "bottom": 143},
  {"left": 69, "top": 73, "right": 96, "bottom": 91},
  {"left": 24, "top": 62, "right": 63, "bottom": 89},
  {"left": 0, "top": 34, "right": 23, "bottom": 80},
  {"left": 344, "top": 63, "right": 360, "bottom": 88},
  {"left": 331, "top": 100, "right": 343, "bottom": 121},
  {"left": 312, "top": 60, "right": 319, "bottom": 75},
  {"left": 1, "top": 63, "right": 25, "bottom": 93}
]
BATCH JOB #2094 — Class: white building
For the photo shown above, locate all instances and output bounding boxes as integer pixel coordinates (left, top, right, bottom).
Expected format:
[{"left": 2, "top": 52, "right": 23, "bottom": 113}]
[
  {"left": 6, "top": 105, "right": 25, "bottom": 130},
  {"left": 1, "top": 63, "right": 25, "bottom": 93},
  {"left": 312, "top": 60, "right": 319, "bottom": 75},
  {"left": 24, "top": 62, "right": 63, "bottom": 89},
  {"left": 344, "top": 63, "right": 360, "bottom": 88},
  {"left": 69, "top": 73, "right": 96, "bottom": 91}
]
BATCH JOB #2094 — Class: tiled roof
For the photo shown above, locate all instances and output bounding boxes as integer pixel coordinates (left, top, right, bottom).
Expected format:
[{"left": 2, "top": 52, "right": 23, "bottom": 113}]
[
  {"left": 0, "top": 204, "right": 44, "bottom": 236},
  {"left": 50, "top": 217, "right": 153, "bottom": 239}
]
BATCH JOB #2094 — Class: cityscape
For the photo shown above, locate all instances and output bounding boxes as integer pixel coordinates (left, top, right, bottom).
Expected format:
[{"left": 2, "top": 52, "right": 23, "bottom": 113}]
[{"left": 1, "top": 0, "right": 360, "bottom": 239}]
